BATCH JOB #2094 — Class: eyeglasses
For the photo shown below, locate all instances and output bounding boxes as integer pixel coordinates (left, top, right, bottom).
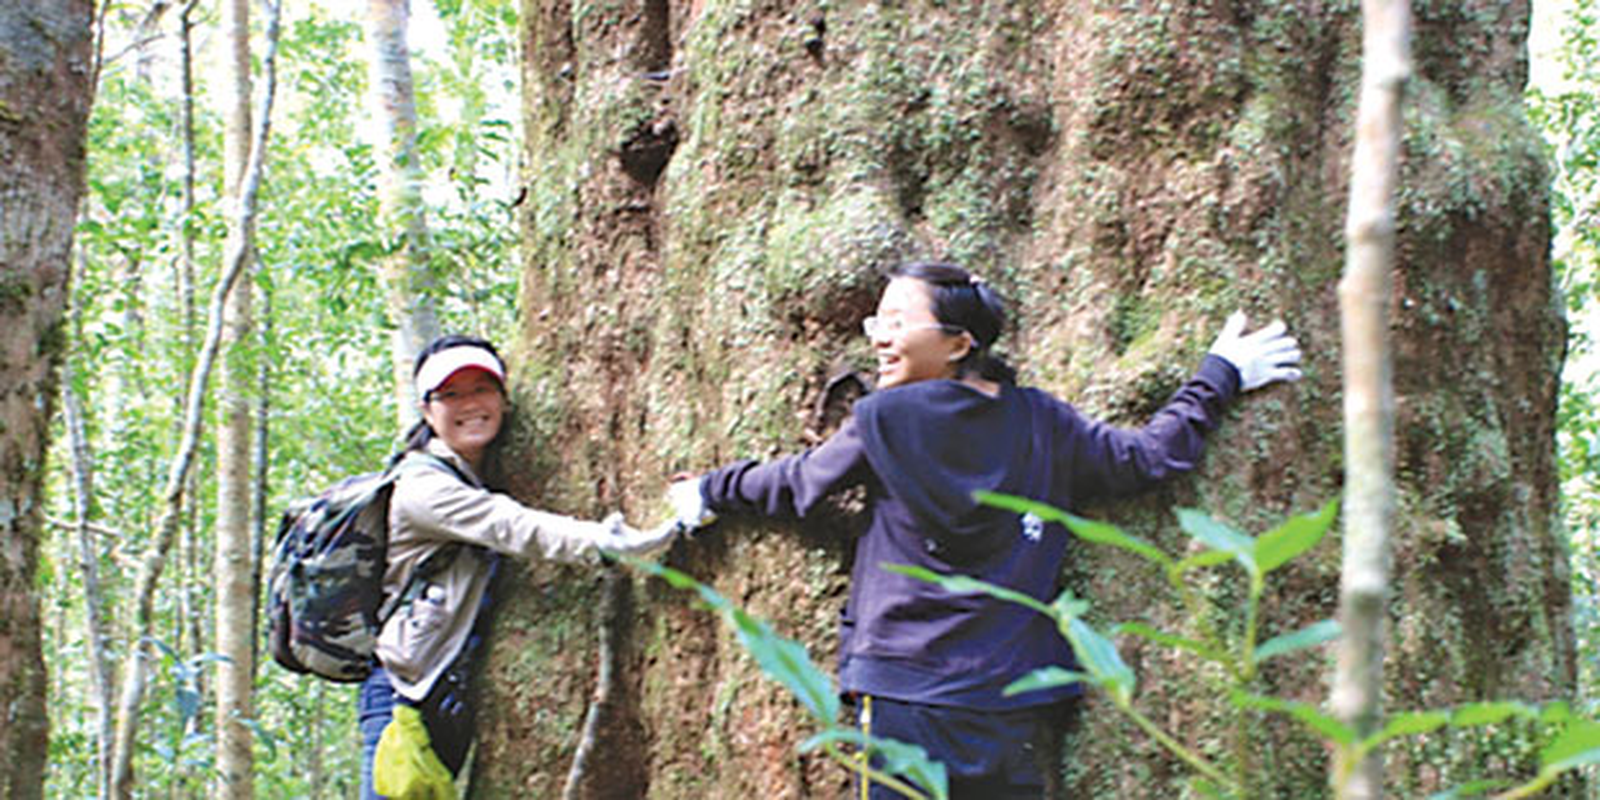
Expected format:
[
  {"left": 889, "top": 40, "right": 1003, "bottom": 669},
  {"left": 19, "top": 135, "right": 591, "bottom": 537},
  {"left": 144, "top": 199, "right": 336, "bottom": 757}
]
[{"left": 861, "top": 316, "right": 964, "bottom": 339}]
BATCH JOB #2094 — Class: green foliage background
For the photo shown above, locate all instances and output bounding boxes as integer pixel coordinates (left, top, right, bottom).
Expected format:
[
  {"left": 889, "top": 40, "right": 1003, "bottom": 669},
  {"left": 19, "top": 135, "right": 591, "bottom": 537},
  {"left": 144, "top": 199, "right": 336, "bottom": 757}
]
[
  {"left": 29, "top": 0, "right": 1600, "bottom": 796},
  {"left": 42, "top": 1, "right": 520, "bottom": 795}
]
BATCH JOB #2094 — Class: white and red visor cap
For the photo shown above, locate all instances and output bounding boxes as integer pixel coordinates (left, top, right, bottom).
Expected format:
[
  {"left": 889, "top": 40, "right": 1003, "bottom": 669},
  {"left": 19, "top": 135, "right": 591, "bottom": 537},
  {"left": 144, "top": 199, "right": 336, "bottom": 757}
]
[{"left": 415, "top": 345, "right": 506, "bottom": 399}]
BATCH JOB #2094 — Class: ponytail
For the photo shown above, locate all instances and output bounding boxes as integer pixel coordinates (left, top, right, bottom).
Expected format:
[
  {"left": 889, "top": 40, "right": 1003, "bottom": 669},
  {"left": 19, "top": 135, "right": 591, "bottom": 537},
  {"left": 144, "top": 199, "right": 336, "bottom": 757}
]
[{"left": 887, "top": 262, "right": 1017, "bottom": 385}]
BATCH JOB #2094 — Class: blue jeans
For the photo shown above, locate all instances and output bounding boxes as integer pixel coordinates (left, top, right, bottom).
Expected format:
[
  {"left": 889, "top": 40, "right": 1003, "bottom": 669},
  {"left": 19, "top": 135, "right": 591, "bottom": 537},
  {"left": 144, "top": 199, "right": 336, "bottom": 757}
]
[
  {"left": 358, "top": 668, "right": 397, "bottom": 800},
  {"left": 856, "top": 695, "right": 1058, "bottom": 800},
  {"left": 358, "top": 665, "right": 478, "bottom": 799}
]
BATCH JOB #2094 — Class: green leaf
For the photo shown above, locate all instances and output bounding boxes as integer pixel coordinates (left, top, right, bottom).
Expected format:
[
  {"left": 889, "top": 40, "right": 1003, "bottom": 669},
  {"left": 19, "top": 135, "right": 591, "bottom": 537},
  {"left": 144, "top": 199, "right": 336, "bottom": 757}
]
[
  {"left": 1425, "top": 779, "right": 1510, "bottom": 799},
  {"left": 727, "top": 607, "right": 839, "bottom": 723},
  {"left": 1449, "top": 701, "right": 1538, "bottom": 728},
  {"left": 975, "top": 491, "right": 1171, "bottom": 566},
  {"left": 628, "top": 557, "right": 732, "bottom": 612},
  {"left": 882, "top": 563, "right": 1053, "bottom": 617},
  {"left": 630, "top": 558, "right": 838, "bottom": 723},
  {"left": 1255, "top": 499, "right": 1339, "bottom": 573},
  {"left": 1176, "top": 508, "right": 1257, "bottom": 574},
  {"left": 801, "top": 729, "right": 949, "bottom": 800},
  {"left": 1115, "top": 621, "right": 1226, "bottom": 663},
  {"left": 1190, "top": 777, "right": 1237, "bottom": 799},
  {"left": 1541, "top": 701, "right": 1574, "bottom": 725},
  {"left": 1541, "top": 720, "right": 1600, "bottom": 771},
  {"left": 1253, "top": 619, "right": 1340, "bottom": 664},
  {"left": 1230, "top": 691, "right": 1355, "bottom": 746},
  {"left": 1003, "top": 667, "right": 1091, "bottom": 698},
  {"left": 1172, "top": 548, "right": 1235, "bottom": 577},
  {"left": 1068, "top": 617, "right": 1136, "bottom": 705},
  {"left": 1363, "top": 710, "right": 1450, "bottom": 748}
]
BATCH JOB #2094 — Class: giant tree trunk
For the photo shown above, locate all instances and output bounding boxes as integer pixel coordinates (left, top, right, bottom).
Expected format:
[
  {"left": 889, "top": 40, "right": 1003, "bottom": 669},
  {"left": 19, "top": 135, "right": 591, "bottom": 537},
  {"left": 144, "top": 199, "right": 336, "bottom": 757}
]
[
  {"left": 487, "top": 1, "right": 1570, "bottom": 797},
  {"left": 0, "top": 1, "right": 96, "bottom": 797},
  {"left": 213, "top": 0, "right": 257, "bottom": 794}
]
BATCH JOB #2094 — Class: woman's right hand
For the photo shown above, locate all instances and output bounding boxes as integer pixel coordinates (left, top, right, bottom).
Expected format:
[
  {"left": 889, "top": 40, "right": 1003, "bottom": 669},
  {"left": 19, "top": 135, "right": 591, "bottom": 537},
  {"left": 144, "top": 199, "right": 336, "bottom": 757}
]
[{"left": 667, "top": 477, "right": 716, "bottom": 530}]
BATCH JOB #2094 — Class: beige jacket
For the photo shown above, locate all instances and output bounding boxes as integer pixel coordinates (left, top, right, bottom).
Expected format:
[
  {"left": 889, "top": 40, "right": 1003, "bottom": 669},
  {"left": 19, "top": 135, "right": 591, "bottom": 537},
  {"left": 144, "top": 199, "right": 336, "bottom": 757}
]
[{"left": 376, "top": 439, "right": 612, "bottom": 702}]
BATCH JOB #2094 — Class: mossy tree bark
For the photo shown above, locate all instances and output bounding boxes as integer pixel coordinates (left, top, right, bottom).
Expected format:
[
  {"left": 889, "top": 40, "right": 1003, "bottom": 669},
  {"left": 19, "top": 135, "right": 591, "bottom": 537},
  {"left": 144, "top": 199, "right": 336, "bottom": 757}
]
[
  {"left": 484, "top": 1, "right": 1571, "bottom": 797},
  {"left": 0, "top": 1, "right": 95, "bottom": 797}
]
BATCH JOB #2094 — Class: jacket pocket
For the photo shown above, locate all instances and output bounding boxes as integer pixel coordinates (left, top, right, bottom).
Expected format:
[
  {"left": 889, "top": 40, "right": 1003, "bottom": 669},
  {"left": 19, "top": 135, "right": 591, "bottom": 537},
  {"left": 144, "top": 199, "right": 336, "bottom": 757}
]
[{"left": 377, "top": 581, "right": 453, "bottom": 682}]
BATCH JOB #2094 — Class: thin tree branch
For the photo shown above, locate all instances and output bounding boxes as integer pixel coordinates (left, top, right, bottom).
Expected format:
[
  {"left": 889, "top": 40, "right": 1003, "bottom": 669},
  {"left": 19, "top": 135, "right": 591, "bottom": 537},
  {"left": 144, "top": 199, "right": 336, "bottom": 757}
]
[{"left": 107, "top": 0, "right": 285, "bottom": 794}]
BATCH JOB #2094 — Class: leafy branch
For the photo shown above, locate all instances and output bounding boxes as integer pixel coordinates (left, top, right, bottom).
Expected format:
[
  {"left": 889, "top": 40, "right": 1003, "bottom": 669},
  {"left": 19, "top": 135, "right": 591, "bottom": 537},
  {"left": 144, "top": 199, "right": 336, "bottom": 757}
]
[
  {"left": 622, "top": 557, "right": 949, "bottom": 800},
  {"left": 896, "top": 495, "right": 1600, "bottom": 798}
]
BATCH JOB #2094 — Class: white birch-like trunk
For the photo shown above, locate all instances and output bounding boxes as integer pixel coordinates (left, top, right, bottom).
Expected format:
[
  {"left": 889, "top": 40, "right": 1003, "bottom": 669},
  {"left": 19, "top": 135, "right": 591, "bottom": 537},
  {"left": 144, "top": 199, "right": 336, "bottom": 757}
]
[
  {"left": 213, "top": 0, "right": 257, "bottom": 794},
  {"left": 1331, "top": 1, "right": 1410, "bottom": 797},
  {"left": 64, "top": 356, "right": 117, "bottom": 800},
  {"left": 107, "top": 2, "right": 283, "bottom": 795},
  {"left": 367, "top": 0, "right": 440, "bottom": 431}
]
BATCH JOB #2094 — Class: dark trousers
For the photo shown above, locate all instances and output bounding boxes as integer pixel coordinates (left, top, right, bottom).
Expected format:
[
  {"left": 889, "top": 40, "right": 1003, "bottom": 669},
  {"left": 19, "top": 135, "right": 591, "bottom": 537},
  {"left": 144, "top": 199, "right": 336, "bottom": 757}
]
[
  {"left": 856, "top": 695, "right": 1062, "bottom": 800},
  {"left": 358, "top": 664, "right": 478, "bottom": 800}
]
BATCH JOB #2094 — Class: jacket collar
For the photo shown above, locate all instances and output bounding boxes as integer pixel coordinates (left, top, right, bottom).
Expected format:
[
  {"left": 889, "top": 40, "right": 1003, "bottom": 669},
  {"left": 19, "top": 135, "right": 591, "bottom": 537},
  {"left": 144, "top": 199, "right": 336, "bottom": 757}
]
[{"left": 423, "top": 438, "right": 484, "bottom": 487}]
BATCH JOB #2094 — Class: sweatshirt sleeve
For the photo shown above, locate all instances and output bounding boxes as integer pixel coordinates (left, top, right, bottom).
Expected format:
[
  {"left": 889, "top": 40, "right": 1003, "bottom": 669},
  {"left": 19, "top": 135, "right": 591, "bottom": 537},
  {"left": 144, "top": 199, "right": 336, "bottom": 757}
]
[
  {"left": 700, "top": 417, "right": 872, "bottom": 519},
  {"left": 389, "top": 468, "right": 610, "bottom": 565},
  {"left": 1057, "top": 355, "right": 1241, "bottom": 500}
]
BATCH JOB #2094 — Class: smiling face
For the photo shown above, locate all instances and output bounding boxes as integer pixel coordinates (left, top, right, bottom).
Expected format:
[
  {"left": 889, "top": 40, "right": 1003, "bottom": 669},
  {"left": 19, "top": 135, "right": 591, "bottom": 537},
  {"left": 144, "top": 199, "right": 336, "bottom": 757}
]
[
  {"left": 870, "top": 276, "right": 972, "bottom": 390},
  {"left": 420, "top": 368, "right": 506, "bottom": 468}
]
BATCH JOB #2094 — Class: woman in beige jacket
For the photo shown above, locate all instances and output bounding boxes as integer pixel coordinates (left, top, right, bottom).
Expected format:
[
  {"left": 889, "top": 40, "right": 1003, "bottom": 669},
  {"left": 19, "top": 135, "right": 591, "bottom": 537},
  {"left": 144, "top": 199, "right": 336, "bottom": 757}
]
[{"left": 361, "top": 334, "right": 675, "bottom": 799}]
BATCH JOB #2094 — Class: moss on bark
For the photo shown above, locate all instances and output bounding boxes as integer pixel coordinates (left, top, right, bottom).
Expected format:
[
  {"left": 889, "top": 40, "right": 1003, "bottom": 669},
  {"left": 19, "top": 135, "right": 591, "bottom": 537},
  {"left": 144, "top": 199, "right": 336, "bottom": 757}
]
[{"left": 485, "top": 0, "right": 1575, "bottom": 796}]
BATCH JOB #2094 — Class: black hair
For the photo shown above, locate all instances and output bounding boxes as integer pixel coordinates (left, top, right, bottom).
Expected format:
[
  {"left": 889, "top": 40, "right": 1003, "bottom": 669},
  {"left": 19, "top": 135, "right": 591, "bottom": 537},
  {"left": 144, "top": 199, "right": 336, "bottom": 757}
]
[
  {"left": 392, "top": 334, "right": 510, "bottom": 474},
  {"left": 886, "top": 262, "right": 1017, "bottom": 385}
]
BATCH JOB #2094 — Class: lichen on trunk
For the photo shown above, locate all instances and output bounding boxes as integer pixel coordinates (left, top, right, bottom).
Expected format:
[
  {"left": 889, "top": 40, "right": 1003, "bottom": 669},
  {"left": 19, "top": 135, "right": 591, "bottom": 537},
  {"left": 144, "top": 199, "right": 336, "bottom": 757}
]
[{"left": 479, "top": 1, "right": 1574, "bottom": 796}]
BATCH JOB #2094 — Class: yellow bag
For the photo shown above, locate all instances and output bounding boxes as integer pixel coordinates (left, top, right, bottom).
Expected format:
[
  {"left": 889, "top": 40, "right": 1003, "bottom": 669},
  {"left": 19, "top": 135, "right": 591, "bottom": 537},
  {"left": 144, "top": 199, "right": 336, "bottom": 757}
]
[{"left": 374, "top": 705, "right": 456, "bottom": 800}]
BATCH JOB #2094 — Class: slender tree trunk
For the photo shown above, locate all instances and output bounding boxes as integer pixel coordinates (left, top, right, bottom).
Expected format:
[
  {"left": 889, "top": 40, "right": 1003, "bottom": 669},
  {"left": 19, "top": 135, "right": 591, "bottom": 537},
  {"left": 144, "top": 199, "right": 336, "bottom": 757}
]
[
  {"left": 0, "top": 1, "right": 96, "bottom": 797},
  {"left": 107, "top": 1, "right": 282, "bottom": 795},
  {"left": 1332, "top": 2, "right": 1410, "bottom": 798},
  {"left": 65, "top": 356, "right": 116, "bottom": 800},
  {"left": 179, "top": 0, "right": 199, "bottom": 363},
  {"left": 252, "top": 278, "right": 272, "bottom": 673},
  {"left": 213, "top": 0, "right": 257, "bottom": 793},
  {"left": 367, "top": 0, "right": 440, "bottom": 431}
]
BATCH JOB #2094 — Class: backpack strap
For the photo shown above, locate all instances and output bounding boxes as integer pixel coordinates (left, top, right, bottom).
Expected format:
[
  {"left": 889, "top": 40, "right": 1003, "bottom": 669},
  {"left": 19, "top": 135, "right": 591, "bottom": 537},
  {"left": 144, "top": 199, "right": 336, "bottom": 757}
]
[{"left": 376, "top": 451, "right": 500, "bottom": 626}]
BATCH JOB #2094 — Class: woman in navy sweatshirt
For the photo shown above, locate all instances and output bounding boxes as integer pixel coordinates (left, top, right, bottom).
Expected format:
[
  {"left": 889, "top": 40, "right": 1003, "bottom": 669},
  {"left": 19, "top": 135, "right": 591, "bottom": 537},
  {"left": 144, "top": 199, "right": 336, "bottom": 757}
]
[{"left": 668, "top": 262, "right": 1301, "bottom": 799}]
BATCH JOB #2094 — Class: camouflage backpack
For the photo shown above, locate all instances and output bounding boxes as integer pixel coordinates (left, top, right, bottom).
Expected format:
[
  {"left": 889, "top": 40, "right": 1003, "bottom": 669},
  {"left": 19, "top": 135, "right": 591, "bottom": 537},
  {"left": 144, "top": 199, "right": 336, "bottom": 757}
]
[{"left": 265, "top": 454, "right": 459, "bottom": 682}]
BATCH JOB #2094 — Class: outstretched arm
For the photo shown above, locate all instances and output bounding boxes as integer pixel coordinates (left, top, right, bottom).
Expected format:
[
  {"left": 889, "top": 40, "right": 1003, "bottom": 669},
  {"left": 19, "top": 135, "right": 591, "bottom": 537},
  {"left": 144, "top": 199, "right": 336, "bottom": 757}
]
[
  {"left": 1061, "top": 312, "right": 1302, "bottom": 499},
  {"left": 670, "top": 417, "right": 872, "bottom": 529}
]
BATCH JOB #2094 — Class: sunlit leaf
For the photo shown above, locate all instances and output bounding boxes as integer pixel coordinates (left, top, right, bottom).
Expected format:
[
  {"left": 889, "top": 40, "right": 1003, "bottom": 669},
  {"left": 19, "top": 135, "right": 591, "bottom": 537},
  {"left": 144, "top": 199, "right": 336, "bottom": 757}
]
[
  {"left": 1253, "top": 619, "right": 1340, "bottom": 664},
  {"left": 1176, "top": 508, "right": 1257, "bottom": 574},
  {"left": 1449, "top": 701, "right": 1537, "bottom": 728},
  {"left": 1541, "top": 719, "right": 1600, "bottom": 771},
  {"left": 1254, "top": 499, "right": 1339, "bottom": 573},
  {"left": 1231, "top": 691, "right": 1355, "bottom": 746},
  {"left": 1363, "top": 710, "right": 1449, "bottom": 748}
]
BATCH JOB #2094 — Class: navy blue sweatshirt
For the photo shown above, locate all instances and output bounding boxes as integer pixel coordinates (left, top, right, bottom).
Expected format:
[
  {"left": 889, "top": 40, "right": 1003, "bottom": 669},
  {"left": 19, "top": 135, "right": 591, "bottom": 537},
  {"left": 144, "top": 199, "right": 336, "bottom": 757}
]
[{"left": 700, "top": 355, "right": 1240, "bottom": 710}]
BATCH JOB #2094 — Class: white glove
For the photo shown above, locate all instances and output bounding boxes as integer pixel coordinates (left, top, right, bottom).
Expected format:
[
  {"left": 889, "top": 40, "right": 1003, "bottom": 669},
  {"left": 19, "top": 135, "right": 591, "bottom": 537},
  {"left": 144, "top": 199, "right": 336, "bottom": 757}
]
[
  {"left": 595, "top": 512, "right": 679, "bottom": 558},
  {"left": 1208, "top": 311, "right": 1303, "bottom": 391},
  {"left": 668, "top": 478, "right": 716, "bottom": 530}
]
